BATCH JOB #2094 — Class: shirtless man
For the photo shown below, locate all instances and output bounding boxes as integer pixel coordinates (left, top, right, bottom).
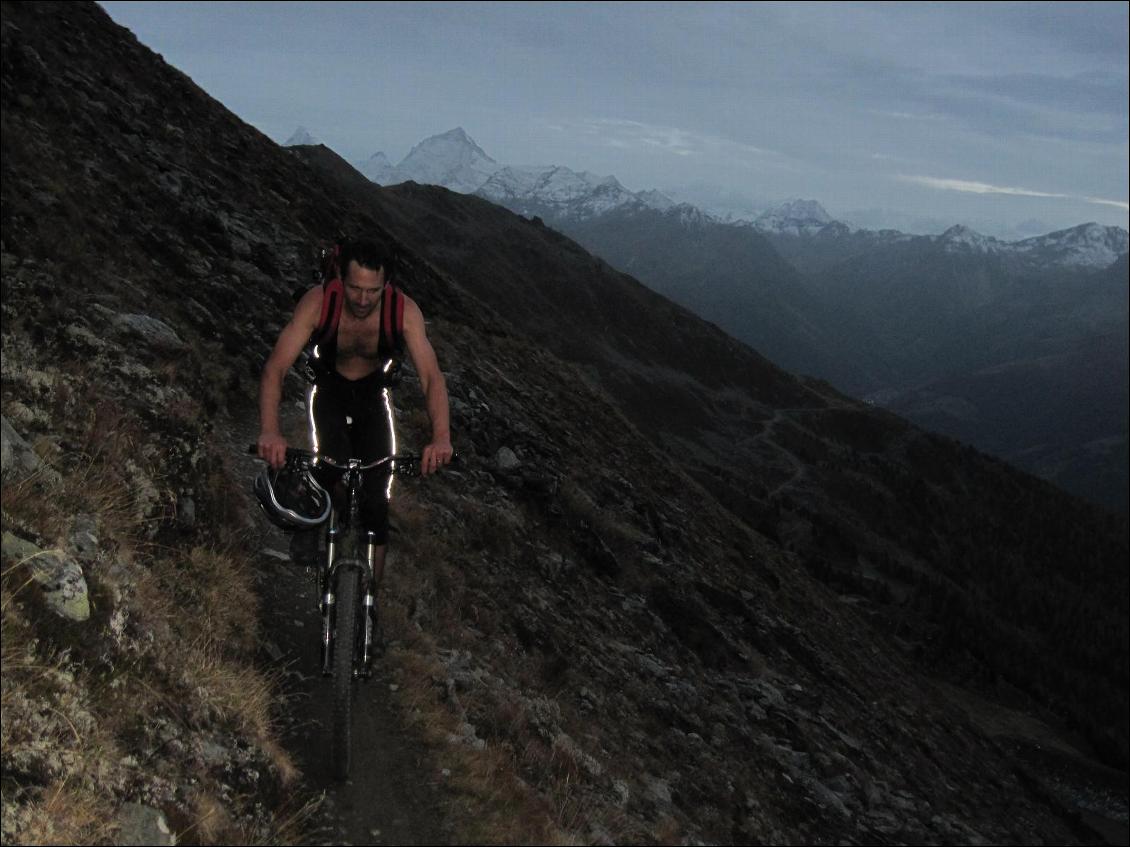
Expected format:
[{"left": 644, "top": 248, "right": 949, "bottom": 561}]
[{"left": 257, "top": 239, "right": 452, "bottom": 585}]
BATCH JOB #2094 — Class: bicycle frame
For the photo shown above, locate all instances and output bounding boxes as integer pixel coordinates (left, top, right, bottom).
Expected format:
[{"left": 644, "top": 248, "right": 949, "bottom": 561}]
[
  {"left": 312, "top": 451, "right": 420, "bottom": 675},
  {"left": 318, "top": 457, "right": 382, "bottom": 678}
]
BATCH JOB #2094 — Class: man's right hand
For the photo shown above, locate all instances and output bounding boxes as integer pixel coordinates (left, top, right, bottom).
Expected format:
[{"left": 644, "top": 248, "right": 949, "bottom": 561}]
[{"left": 258, "top": 432, "right": 288, "bottom": 468}]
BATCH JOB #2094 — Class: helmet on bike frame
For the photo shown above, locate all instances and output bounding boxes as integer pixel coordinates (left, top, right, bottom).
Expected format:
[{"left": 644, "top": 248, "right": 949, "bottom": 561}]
[{"left": 253, "top": 461, "right": 331, "bottom": 530}]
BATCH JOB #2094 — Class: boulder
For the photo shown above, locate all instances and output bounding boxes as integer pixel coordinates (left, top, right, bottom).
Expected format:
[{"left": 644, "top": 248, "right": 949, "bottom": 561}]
[
  {"left": 1, "top": 531, "right": 90, "bottom": 622},
  {"left": 0, "top": 415, "right": 59, "bottom": 483},
  {"left": 116, "top": 803, "right": 175, "bottom": 846},
  {"left": 112, "top": 312, "right": 187, "bottom": 353},
  {"left": 494, "top": 446, "right": 521, "bottom": 471}
]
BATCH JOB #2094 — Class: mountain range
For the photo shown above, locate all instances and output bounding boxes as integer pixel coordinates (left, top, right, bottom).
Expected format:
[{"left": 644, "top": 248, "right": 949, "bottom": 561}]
[
  {"left": 325, "top": 126, "right": 1129, "bottom": 512},
  {"left": 342, "top": 126, "right": 1127, "bottom": 271}
]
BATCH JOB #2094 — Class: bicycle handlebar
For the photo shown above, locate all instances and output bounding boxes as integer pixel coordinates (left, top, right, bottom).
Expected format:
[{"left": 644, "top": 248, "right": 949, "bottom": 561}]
[{"left": 247, "top": 445, "right": 456, "bottom": 476}]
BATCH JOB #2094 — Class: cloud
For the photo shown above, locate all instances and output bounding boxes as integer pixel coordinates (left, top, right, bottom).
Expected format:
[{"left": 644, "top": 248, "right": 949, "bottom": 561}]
[
  {"left": 869, "top": 109, "right": 949, "bottom": 123},
  {"left": 898, "top": 174, "right": 1128, "bottom": 211},
  {"left": 1084, "top": 196, "right": 1130, "bottom": 211},
  {"left": 569, "top": 118, "right": 777, "bottom": 162}
]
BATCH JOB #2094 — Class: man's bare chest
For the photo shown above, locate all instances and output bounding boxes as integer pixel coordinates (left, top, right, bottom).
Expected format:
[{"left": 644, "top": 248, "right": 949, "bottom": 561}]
[{"left": 336, "top": 312, "right": 382, "bottom": 361}]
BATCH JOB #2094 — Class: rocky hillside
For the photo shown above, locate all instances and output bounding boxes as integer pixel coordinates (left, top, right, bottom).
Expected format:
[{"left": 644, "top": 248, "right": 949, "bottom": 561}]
[{"left": 2, "top": 2, "right": 1127, "bottom": 845}]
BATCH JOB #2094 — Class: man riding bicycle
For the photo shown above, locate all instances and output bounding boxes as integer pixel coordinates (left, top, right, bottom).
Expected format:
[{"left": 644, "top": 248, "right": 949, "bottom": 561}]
[{"left": 256, "top": 239, "right": 452, "bottom": 587}]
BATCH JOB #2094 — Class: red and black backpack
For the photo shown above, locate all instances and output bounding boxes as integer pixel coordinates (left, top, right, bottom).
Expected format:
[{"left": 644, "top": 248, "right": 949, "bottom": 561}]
[{"left": 303, "top": 243, "right": 406, "bottom": 383}]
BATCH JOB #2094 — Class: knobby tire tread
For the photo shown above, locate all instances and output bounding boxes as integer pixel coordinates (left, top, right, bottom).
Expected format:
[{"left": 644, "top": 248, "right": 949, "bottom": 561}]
[{"left": 332, "top": 566, "right": 360, "bottom": 781}]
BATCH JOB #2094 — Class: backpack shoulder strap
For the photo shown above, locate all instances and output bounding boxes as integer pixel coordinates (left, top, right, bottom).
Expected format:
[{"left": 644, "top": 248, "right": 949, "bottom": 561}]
[
  {"left": 380, "top": 284, "right": 406, "bottom": 355},
  {"left": 312, "top": 277, "right": 343, "bottom": 345},
  {"left": 311, "top": 246, "right": 344, "bottom": 346}
]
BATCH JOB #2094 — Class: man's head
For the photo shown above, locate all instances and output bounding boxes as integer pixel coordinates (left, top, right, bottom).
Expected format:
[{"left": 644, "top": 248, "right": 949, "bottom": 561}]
[{"left": 339, "top": 240, "right": 393, "bottom": 319}]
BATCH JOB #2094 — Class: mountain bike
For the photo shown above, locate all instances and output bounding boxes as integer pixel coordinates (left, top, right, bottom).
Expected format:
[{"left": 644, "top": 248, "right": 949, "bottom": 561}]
[{"left": 250, "top": 445, "right": 422, "bottom": 780}]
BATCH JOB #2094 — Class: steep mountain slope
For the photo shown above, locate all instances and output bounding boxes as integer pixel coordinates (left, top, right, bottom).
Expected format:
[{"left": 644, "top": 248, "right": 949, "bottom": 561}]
[{"left": 3, "top": 3, "right": 1127, "bottom": 844}]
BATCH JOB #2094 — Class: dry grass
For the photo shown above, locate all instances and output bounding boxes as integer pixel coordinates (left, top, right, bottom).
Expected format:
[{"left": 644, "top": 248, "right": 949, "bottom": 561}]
[
  {"left": 181, "top": 641, "right": 277, "bottom": 736},
  {"left": 0, "top": 432, "right": 161, "bottom": 547},
  {"left": 176, "top": 547, "right": 261, "bottom": 651},
  {"left": 184, "top": 791, "right": 232, "bottom": 844},
  {"left": 5, "top": 781, "right": 120, "bottom": 846},
  {"left": 240, "top": 793, "right": 324, "bottom": 846}
]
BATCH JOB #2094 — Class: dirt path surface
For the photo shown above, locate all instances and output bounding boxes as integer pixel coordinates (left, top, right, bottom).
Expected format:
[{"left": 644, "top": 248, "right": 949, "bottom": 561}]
[{"left": 225, "top": 409, "right": 453, "bottom": 846}]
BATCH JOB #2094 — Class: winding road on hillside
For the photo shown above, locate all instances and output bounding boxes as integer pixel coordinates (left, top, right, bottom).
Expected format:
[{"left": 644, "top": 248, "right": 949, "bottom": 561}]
[{"left": 226, "top": 408, "right": 451, "bottom": 845}]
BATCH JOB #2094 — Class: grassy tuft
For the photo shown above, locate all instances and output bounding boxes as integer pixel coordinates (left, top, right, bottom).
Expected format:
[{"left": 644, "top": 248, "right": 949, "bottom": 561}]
[{"left": 4, "top": 782, "right": 120, "bottom": 846}]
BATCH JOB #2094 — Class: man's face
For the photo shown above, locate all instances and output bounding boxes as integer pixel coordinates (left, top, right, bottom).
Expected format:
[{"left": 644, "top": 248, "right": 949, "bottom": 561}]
[{"left": 343, "top": 261, "right": 385, "bottom": 319}]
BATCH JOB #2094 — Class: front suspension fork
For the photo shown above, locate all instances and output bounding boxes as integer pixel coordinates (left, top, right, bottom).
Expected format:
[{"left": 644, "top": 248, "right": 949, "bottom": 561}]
[
  {"left": 361, "top": 531, "right": 378, "bottom": 673},
  {"left": 320, "top": 529, "right": 379, "bottom": 677},
  {"left": 319, "top": 527, "right": 340, "bottom": 676}
]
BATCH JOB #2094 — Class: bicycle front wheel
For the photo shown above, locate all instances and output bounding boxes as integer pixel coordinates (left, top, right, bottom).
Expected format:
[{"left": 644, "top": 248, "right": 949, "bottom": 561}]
[{"left": 331, "top": 565, "right": 360, "bottom": 781}]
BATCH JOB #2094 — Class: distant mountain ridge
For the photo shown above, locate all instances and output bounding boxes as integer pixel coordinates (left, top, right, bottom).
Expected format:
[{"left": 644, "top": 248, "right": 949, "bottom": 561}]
[
  {"left": 314, "top": 125, "right": 1129, "bottom": 270},
  {"left": 746, "top": 202, "right": 1129, "bottom": 271},
  {"left": 477, "top": 165, "right": 675, "bottom": 220}
]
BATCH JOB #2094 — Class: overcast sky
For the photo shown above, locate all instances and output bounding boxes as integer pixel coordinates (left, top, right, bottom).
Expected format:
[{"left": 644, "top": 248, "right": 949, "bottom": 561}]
[{"left": 99, "top": 1, "right": 1128, "bottom": 238}]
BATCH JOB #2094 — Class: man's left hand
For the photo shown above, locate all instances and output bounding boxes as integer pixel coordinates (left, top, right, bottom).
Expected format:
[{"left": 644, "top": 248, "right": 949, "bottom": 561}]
[{"left": 421, "top": 438, "right": 453, "bottom": 476}]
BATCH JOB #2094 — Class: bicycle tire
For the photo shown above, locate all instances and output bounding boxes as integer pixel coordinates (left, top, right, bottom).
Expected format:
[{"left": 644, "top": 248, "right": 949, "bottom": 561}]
[{"left": 331, "top": 565, "right": 360, "bottom": 781}]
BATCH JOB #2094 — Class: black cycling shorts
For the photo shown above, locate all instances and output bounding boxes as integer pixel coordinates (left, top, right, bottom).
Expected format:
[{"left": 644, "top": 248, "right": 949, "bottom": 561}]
[{"left": 308, "top": 369, "right": 396, "bottom": 544}]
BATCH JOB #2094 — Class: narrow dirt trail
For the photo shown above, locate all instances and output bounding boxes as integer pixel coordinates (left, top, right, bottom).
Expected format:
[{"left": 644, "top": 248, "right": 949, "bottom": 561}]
[
  {"left": 740, "top": 408, "right": 809, "bottom": 499},
  {"left": 223, "top": 405, "right": 453, "bottom": 845}
]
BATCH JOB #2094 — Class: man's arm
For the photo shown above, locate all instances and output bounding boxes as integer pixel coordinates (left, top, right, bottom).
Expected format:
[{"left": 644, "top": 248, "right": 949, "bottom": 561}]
[
  {"left": 258, "top": 287, "right": 322, "bottom": 467},
  {"left": 402, "top": 297, "right": 452, "bottom": 475}
]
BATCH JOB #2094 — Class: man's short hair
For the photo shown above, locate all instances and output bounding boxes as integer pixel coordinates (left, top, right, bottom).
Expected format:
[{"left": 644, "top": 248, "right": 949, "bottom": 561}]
[{"left": 340, "top": 239, "right": 395, "bottom": 282}]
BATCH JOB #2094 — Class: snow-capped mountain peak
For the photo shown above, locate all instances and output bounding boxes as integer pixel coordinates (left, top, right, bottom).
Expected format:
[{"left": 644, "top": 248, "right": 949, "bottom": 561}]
[
  {"left": 357, "top": 151, "right": 395, "bottom": 184},
  {"left": 635, "top": 189, "right": 675, "bottom": 211},
  {"left": 930, "top": 223, "right": 1127, "bottom": 267},
  {"left": 938, "top": 224, "right": 999, "bottom": 253},
  {"left": 754, "top": 199, "right": 838, "bottom": 236},
  {"left": 393, "top": 127, "right": 501, "bottom": 193},
  {"left": 1012, "top": 223, "right": 1129, "bottom": 268},
  {"left": 283, "top": 126, "right": 319, "bottom": 147},
  {"left": 477, "top": 164, "right": 660, "bottom": 220},
  {"left": 772, "top": 199, "right": 832, "bottom": 224}
]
